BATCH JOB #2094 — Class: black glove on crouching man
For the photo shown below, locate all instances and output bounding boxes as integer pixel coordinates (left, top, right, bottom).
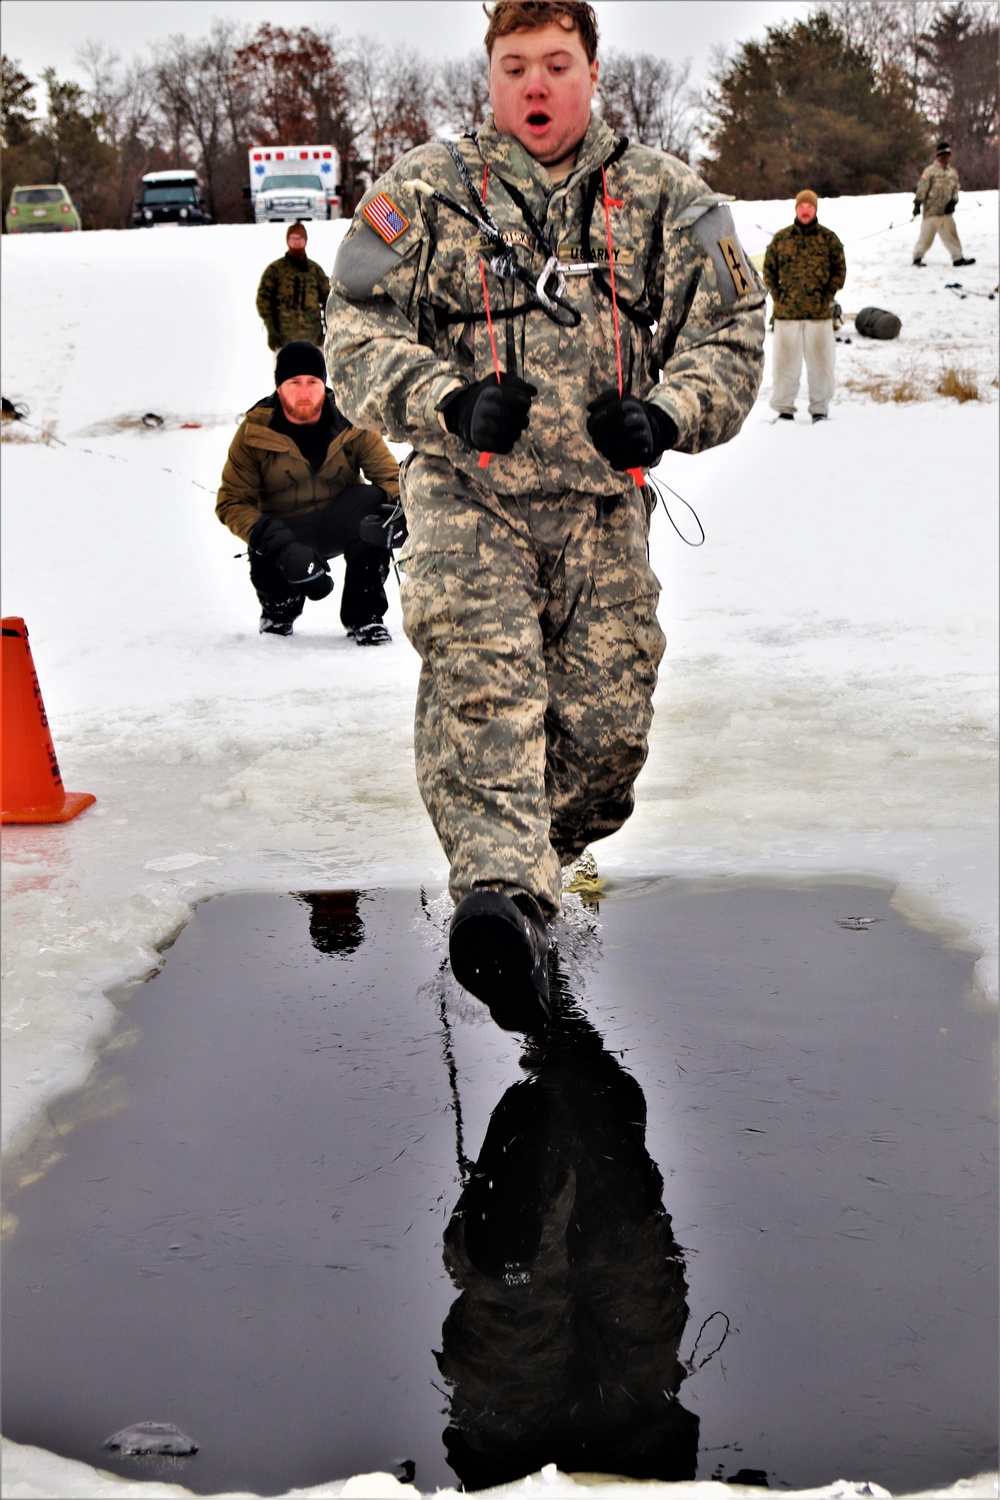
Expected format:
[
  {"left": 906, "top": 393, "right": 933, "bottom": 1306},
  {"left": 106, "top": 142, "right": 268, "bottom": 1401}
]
[
  {"left": 249, "top": 514, "right": 334, "bottom": 600},
  {"left": 359, "top": 501, "right": 408, "bottom": 551},
  {"left": 586, "top": 391, "right": 679, "bottom": 472},
  {"left": 438, "top": 372, "right": 538, "bottom": 454}
]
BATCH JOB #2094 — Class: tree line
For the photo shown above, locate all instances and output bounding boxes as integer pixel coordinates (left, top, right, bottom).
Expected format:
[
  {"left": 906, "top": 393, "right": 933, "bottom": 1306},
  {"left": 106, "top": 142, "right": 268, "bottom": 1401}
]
[
  {"left": 703, "top": 1, "right": 997, "bottom": 197},
  {"left": 1, "top": 1, "right": 995, "bottom": 230}
]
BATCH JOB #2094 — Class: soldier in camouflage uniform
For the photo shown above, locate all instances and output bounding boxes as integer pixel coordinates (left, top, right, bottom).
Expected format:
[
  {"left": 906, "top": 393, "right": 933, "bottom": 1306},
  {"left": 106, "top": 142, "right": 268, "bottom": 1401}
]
[
  {"left": 912, "top": 142, "right": 975, "bottom": 268},
  {"left": 440, "top": 1004, "right": 698, "bottom": 1486},
  {"left": 256, "top": 221, "right": 331, "bottom": 352},
  {"left": 325, "top": 0, "right": 765, "bottom": 1030},
  {"left": 763, "top": 190, "right": 846, "bottom": 423}
]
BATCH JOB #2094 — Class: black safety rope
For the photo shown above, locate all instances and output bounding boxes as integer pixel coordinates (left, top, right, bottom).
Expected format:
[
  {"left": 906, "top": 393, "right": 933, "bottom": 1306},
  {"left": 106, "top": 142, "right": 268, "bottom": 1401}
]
[
  {"left": 577, "top": 137, "right": 656, "bottom": 337},
  {"left": 646, "top": 471, "right": 705, "bottom": 547},
  {"left": 425, "top": 139, "right": 579, "bottom": 328},
  {"left": 5, "top": 414, "right": 215, "bottom": 492},
  {"left": 431, "top": 132, "right": 657, "bottom": 371}
]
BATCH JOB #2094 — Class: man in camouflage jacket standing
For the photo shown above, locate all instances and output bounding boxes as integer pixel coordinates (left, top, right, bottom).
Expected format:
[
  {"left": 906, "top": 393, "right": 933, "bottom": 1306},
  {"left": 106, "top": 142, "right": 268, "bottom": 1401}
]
[
  {"left": 325, "top": 0, "right": 765, "bottom": 1031},
  {"left": 912, "top": 141, "right": 975, "bottom": 268},
  {"left": 256, "top": 222, "right": 331, "bottom": 353},
  {"left": 763, "top": 190, "right": 845, "bottom": 423}
]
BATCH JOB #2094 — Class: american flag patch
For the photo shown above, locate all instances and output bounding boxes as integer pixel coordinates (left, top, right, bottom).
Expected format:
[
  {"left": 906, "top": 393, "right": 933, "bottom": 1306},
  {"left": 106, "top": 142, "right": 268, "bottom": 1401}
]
[{"left": 362, "top": 193, "right": 410, "bottom": 244}]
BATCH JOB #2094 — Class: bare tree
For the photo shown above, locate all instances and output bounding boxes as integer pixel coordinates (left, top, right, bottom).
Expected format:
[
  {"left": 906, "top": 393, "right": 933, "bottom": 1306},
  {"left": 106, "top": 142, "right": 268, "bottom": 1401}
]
[
  {"left": 152, "top": 22, "right": 246, "bottom": 217},
  {"left": 231, "top": 23, "right": 362, "bottom": 209},
  {"left": 918, "top": 0, "right": 998, "bottom": 187},
  {"left": 351, "top": 37, "right": 435, "bottom": 183},
  {"left": 892, "top": 0, "right": 941, "bottom": 102},
  {"left": 76, "top": 40, "right": 159, "bottom": 222},
  {"left": 821, "top": 0, "right": 938, "bottom": 99},
  {"left": 598, "top": 50, "right": 699, "bottom": 159},
  {"left": 434, "top": 50, "right": 491, "bottom": 134}
]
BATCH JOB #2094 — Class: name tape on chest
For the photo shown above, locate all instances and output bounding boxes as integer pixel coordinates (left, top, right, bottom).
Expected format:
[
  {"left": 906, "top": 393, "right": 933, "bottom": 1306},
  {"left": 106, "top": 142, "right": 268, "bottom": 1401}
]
[
  {"left": 363, "top": 193, "right": 410, "bottom": 245},
  {"left": 479, "top": 231, "right": 535, "bottom": 254},
  {"left": 558, "top": 243, "right": 635, "bottom": 266}
]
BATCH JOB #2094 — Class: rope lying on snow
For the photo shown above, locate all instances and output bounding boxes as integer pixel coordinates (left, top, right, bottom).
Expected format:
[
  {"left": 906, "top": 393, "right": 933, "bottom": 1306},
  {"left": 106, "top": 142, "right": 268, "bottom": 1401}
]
[{"left": 2, "top": 409, "right": 216, "bottom": 493}]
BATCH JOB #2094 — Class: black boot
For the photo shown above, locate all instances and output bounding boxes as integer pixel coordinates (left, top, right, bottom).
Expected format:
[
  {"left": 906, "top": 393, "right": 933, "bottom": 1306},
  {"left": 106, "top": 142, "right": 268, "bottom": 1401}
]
[
  {"left": 449, "top": 889, "right": 550, "bottom": 1032},
  {"left": 348, "top": 621, "right": 392, "bottom": 645},
  {"left": 254, "top": 584, "right": 304, "bottom": 637},
  {"left": 259, "top": 615, "right": 294, "bottom": 636}
]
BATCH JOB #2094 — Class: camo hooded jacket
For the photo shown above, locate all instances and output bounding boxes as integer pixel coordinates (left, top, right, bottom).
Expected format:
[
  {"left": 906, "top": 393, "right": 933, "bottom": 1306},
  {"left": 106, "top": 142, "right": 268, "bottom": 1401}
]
[
  {"left": 915, "top": 159, "right": 960, "bottom": 218},
  {"left": 325, "top": 111, "right": 765, "bottom": 502},
  {"left": 256, "top": 253, "right": 331, "bottom": 351},
  {"left": 763, "top": 219, "right": 846, "bottom": 321}
]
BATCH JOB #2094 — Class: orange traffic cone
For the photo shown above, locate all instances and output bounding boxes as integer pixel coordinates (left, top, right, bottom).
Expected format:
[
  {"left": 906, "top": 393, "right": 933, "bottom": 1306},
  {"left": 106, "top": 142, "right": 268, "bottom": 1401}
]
[{"left": 1, "top": 617, "right": 96, "bottom": 824}]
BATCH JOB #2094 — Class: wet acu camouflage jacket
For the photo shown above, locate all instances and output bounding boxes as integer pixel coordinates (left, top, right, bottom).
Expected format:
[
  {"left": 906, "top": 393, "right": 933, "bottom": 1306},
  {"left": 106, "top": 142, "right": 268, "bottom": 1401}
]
[
  {"left": 324, "top": 111, "right": 765, "bottom": 501},
  {"left": 763, "top": 220, "right": 846, "bottom": 321},
  {"left": 256, "top": 254, "right": 331, "bottom": 351},
  {"left": 216, "top": 393, "right": 400, "bottom": 543},
  {"left": 915, "top": 160, "right": 960, "bottom": 218}
]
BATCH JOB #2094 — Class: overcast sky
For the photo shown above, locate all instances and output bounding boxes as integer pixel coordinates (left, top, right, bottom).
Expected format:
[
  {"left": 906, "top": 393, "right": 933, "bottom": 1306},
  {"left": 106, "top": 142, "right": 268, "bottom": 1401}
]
[{"left": 3, "top": 1, "right": 814, "bottom": 95}]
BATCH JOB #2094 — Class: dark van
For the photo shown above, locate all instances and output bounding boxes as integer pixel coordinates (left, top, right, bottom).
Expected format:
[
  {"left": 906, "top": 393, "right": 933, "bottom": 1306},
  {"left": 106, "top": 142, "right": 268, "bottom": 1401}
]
[{"left": 132, "top": 171, "right": 211, "bottom": 227}]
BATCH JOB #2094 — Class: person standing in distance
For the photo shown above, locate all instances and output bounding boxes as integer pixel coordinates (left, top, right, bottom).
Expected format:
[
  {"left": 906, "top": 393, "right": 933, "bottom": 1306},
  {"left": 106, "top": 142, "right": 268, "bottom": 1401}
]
[
  {"left": 912, "top": 142, "right": 975, "bottom": 268},
  {"left": 763, "top": 190, "right": 846, "bottom": 423},
  {"left": 256, "top": 221, "right": 331, "bottom": 354},
  {"left": 325, "top": 0, "right": 765, "bottom": 1030}
]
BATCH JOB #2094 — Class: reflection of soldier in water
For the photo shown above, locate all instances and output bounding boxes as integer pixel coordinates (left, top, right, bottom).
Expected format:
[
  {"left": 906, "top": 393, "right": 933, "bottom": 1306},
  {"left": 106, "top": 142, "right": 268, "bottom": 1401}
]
[
  {"left": 296, "top": 891, "right": 365, "bottom": 956},
  {"left": 438, "top": 1002, "right": 698, "bottom": 1489}
]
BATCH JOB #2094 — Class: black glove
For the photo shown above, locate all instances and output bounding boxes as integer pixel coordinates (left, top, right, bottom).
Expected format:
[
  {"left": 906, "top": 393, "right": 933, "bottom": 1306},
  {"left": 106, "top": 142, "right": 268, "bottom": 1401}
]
[
  {"left": 277, "top": 541, "right": 333, "bottom": 599},
  {"left": 944, "top": 202, "right": 956, "bottom": 215},
  {"left": 438, "top": 372, "right": 538, "bottom": 454},
  {"left": 912, "top": 199, "right": 921, "bottom": 218},
  {"left": 586, "top": 391, "right": 678, "bottom": 471},
  {"left": 359, "top": 501, "right": 408, "bottom": 550},
  {"left": 249, "top": 514, "right": 333, "bottom": 600}
]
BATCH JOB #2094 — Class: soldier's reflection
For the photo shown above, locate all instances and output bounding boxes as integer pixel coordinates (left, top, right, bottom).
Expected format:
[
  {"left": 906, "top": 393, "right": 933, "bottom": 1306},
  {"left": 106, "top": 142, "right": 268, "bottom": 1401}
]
[
  {"left": 438, "top": 1003, "right": 698, "bottom": 1490},
  {"left": 296, "top": 891, "right": 365, "bottom": 956}
]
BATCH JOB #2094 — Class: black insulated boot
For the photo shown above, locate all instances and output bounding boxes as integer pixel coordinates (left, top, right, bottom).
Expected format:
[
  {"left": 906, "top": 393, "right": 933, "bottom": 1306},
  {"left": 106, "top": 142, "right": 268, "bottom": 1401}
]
[
  {"left": 259, "top": 616, "right": 293, "bottom": 636},
  {"left": 449, "top": 889, "right": 550, "bottom": 1032},
  {"left": 350, "top": 622, "right": 392, "bottom": 645}
]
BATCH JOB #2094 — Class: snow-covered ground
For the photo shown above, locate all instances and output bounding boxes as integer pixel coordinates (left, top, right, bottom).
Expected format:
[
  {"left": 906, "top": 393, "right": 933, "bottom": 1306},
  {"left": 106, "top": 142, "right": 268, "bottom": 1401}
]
[{"left": 1, "top": 189, "right": 997, "bottom": 1500}]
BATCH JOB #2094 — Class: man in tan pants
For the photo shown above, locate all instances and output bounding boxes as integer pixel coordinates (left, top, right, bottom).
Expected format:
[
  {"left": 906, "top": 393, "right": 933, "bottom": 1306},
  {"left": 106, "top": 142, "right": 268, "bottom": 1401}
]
[{"left": 912, "top": 142, "right": 975, "bottom": 268}]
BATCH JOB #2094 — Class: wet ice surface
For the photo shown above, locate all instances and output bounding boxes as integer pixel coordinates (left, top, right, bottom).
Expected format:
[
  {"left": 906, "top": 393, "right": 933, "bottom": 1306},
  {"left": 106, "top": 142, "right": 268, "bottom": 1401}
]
[{"left": 1, "top": 879, "right": 996, "bottom": 1497}]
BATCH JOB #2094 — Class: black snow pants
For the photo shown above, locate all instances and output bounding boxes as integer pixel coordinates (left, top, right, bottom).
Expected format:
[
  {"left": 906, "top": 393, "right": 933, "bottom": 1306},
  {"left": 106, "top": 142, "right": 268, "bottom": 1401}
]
[{"left": 249, "top": 483, "right": 391, "bottom": 629}]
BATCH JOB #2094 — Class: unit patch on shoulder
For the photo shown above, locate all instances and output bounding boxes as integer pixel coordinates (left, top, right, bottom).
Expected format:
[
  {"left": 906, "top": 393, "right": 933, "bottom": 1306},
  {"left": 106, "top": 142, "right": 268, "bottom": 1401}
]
[
  {"left": 362, "top": 193, "right": 410, "bottom": 245},
  {"left": 718, "top": 236, "right": 752, "bottom": 296},
  {"left": 689, "top": 204, "right": 759, "bottom": 304}
]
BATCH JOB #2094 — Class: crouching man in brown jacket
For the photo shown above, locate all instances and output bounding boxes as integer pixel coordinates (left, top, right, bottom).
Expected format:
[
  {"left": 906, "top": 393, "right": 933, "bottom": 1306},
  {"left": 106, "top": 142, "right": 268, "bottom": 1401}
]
[{"left": 217, "top": 341, "right": 403, "bottom": 643}]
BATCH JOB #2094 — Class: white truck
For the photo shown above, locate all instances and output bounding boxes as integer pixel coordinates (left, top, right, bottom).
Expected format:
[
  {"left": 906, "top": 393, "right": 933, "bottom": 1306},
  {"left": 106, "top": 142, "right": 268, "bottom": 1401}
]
[{"left": 247, "top": 147, "right": 342, "bottom": 224}]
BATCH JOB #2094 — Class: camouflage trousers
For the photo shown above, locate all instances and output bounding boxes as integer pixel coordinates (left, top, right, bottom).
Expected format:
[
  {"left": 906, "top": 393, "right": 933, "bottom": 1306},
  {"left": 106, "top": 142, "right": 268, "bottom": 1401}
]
[{"left": 398, "top": 454, "right": 666, "bottom": 917}]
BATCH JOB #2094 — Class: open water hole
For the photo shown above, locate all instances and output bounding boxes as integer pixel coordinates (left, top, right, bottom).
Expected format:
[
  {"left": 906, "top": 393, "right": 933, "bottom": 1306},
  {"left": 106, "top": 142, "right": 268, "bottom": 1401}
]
[{"left": 1, "top": 878, "right": 996, "bottom": 1496}]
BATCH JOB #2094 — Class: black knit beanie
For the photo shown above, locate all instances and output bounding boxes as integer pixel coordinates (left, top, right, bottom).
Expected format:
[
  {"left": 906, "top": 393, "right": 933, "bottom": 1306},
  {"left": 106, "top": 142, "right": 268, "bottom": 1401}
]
[{"left": 274, "top": 340, "right": 327, "bottom": 386}]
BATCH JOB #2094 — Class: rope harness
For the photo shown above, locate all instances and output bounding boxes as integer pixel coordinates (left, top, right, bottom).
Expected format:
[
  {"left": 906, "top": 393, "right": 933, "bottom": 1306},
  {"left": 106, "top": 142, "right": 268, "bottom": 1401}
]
[{"left": 427, "top": 134, "right": 655, "bottom": 354}]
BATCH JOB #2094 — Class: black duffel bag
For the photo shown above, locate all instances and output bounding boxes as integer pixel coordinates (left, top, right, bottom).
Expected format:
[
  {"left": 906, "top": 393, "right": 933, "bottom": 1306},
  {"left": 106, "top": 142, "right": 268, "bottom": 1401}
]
[{"left": 855, "top": 306, "right": 902, "bottom": 340}]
